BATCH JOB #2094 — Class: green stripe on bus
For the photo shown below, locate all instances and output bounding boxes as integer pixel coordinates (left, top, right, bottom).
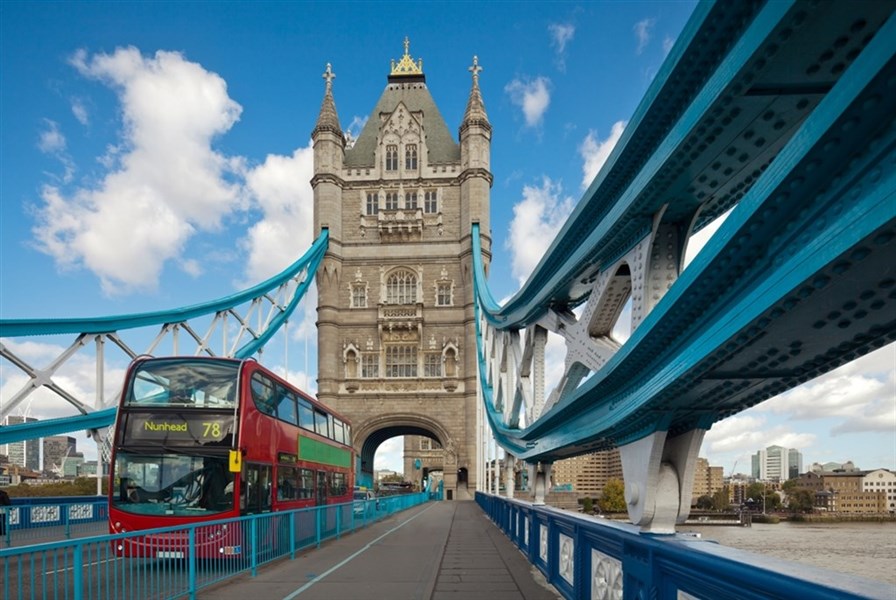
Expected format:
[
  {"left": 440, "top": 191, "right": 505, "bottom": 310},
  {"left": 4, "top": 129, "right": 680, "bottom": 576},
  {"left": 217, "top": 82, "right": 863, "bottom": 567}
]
[{"left": 298, "top": 436, "right": 351, "bottom": 468}]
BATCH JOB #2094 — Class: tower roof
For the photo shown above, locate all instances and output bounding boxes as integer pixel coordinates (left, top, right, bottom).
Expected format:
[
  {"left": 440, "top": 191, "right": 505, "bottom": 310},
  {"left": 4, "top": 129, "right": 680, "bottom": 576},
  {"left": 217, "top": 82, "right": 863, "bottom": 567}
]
[
  {"left": 345, "top": 40, "right": 460, "bottom": 168},
  {"left": 312, "top": 63, "right": 343, "bottom": 138}
]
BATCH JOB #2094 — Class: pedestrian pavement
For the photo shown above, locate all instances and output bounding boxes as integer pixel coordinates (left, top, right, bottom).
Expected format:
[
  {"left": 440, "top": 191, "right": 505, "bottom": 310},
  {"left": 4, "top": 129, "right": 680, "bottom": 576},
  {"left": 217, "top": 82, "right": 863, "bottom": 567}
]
[{"left": 199, "top": 500, "right": 562, "bottom": 600}]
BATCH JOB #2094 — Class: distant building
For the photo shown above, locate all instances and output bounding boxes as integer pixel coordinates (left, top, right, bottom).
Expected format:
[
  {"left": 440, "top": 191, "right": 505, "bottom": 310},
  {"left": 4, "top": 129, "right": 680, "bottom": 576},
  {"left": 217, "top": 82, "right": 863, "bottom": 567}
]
[
  {"left": 863, "top": 469, "right": 896, "bottom": 513},
  {"left": 375, "top": 469, "right": 401, "bottom": 483},
  {"left": 80, "top": 461, "right": 100, "bottom": 477},
  {"left": 752, "top": 445, "right": 802, "bottom": 481},
  {"left": 43, "top": 436, "right": 76, "bottom": 474},
  {"left": 691, "top": 457, "right": 724, "bottom": 503},
  {"left": 62, "top": 453, "right": 85, "bottom": 477},
  {"left": 551, "top": 448, "right": 624, "bottom": 499},
  {"left": 3, "top": 416, "right": 40, "bottom": 471},
  {"left": 810, "top": 460, "right": 858, "bottom": 473},
  {"left": 794, "top": 470, "right": 889, "bottom": 514},
  {"left": 403, "top": 435, "right": 443, "bottom": 490}
]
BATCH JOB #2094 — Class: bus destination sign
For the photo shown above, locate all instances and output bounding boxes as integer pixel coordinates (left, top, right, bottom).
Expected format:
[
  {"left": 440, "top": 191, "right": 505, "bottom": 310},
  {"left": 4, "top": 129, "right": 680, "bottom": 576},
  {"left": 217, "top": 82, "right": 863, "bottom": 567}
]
[{"left": 122, "top": 413, "right": 233, "bottom": 446}]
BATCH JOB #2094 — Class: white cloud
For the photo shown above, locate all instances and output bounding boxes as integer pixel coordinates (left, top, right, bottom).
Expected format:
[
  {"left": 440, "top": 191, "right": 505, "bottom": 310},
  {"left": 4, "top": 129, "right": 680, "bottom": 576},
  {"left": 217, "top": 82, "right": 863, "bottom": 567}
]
[
  {"left": 579, "top": 121, "right": 626, "bottom": 189},
  {"left": 505, "top": 76, "right": 551, "bottom": 128},
  {"left": 662, "top": 35, "right": 675, "bottom": 55},
  {"left": 704, "top": 414, "right": 817, "bottom": 456},
  {"left": 37, "top": 119, "right": 76, "bottom": 183},
  {"left": 755, "top": 345, "right": 896, "bottom": 435},
  {"left": 32, "top": 47, "right": 244, "bottom": 295},
  {"left": 505, "top": 177, "right": 574, "bottom": 287},
  {"left": 375, "top": 436, "right": 404, "bottom": 472},
  {"left": 71, "top": 98, "right": 89, "bottom": 125},
  {"left": 549, "top": 23, "right": 575, "bottom": 54},
  {"left": 38, "top": 119, "right": 66, "bottom": 153},
  {"left": 239, "top": 143, "right": 318, "bottom": 341},
  {"left": 242, "top": 144, "right": 315, "bottom": 283},
  {"left": 344, "top": 115, "right": 368, "bottom": 148},
  {"left": 634, "top": 18, "right": 656, "bottom": 55},
  {"left": 702, "top": 345, "right": 896, "bottom": 472},
  {"left": 549, "top": 23, "right": 575, "bottom": 71}
]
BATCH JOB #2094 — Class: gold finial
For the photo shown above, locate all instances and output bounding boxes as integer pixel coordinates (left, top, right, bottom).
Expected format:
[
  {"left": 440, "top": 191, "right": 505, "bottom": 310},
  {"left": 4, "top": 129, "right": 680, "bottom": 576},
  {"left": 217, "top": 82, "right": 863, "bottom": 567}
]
[
  {"left": 469, "top": 55, "right": 482, "bottom": 86},
  {"left": 390, "top": 37, "right": 424, "bottom": 76},
  {"left": 323, "top": 63, "right": 335, "bottom": 90}
]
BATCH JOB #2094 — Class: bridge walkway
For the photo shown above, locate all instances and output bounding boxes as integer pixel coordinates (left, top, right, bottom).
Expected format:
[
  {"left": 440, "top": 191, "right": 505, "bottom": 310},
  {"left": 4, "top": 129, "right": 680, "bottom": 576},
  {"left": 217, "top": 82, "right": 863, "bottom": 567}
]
[{"left": 200, "top": 500, "right": 561, "bottom": 600}]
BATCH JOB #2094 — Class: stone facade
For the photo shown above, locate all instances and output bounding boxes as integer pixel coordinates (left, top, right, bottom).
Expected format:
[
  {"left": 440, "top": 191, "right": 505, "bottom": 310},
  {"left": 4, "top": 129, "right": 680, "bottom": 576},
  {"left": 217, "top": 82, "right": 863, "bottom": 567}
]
[{"left": 311, "top": 43, "right": 492, "bottom": 501}]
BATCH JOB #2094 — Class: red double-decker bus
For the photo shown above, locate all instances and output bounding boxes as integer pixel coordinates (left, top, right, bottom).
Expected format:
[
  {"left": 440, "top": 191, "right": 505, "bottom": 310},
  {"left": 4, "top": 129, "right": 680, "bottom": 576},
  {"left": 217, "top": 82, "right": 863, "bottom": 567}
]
[{"left": 108, "top": 355, "right": 354, "bottom": 558}]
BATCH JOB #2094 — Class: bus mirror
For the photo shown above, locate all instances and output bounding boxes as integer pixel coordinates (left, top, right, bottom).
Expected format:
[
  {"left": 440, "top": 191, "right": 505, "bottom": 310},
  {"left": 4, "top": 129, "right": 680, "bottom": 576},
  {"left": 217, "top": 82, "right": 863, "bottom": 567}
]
[{"left": 229, "top": 449, "right": 242, "bottom": 473}]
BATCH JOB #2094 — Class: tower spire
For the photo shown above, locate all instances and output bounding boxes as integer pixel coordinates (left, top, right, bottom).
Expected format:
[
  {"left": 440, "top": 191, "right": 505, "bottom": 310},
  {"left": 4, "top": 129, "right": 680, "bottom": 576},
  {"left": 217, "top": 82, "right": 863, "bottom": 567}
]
[
  {"left": 313, "top": 62, "right": 343, "bottom": 138},
  {"left": 462, "top": 55, "right": 490, "bottom": 130}
]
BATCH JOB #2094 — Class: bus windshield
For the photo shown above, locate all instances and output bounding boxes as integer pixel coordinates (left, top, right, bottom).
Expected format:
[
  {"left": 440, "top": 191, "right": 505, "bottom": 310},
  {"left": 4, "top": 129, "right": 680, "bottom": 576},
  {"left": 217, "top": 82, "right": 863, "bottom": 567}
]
[
  {"left": 126, "top": 359, "right": 239, "bottom": 409},
  {"left": 112, "top": 452, "right": 234, "bottom": 517}
]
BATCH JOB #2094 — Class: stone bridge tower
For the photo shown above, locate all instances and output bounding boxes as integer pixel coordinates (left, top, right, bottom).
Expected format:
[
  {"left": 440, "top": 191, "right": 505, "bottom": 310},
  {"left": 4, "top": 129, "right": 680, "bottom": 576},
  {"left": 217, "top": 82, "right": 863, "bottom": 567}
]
[{"left": 311, "top": 40, "right": 492, "bottom": 500}]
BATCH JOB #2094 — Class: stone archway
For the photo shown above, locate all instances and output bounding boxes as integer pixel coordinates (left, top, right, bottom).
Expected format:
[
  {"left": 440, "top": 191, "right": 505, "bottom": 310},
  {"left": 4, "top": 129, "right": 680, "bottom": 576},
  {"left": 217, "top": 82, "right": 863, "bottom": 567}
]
[{"left": 352, "top": 413, "right": 457, "bottom": 496}]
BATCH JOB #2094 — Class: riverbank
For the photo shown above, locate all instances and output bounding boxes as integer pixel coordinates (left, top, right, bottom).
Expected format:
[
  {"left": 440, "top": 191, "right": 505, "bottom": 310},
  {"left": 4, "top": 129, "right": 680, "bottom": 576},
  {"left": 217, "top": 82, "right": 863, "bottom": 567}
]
[{"left": 783, "top": 513, "right": 896, "bottom": 523}]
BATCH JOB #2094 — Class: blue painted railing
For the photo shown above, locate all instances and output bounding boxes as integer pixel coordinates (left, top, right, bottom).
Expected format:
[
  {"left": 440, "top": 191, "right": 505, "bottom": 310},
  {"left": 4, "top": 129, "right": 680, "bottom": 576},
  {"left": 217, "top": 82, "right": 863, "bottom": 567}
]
[
  {"left": 1, "top": 497, "right": 108, "bottom": 548},
  {"left": 476, "top": 492, "right": 894, "bottom": 600},
  {"left": 0, "top": 492, "right": 428, "bottom": 600}
]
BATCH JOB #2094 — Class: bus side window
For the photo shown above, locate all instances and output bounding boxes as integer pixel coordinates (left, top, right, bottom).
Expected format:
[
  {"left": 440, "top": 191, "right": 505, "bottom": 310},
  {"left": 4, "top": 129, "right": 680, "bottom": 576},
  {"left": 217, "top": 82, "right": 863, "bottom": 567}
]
[
  {"left": 298, "top": 400, "right": 314, "bottom": 431},
  {"left": 250, "top": 374, "right": 276, "bottom": 416},
  {"left": 277, "top": 388, "right": 297, "bottom": 425}
]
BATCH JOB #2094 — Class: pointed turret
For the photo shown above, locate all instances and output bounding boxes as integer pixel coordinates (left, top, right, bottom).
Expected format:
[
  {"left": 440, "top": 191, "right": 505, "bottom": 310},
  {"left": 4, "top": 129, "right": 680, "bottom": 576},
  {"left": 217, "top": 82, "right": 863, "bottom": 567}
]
[
  {"left": 312, "top": 62, "right": 345, "bottom": 241},
  {"left": 460, "top": 56, "right": 491, "bottom": 134},
  {"left": 459, "top": 55, "right": 492, "bottom": 239},
  {"left": 312, "top": 63, "right": 344, "bottom": 139}
]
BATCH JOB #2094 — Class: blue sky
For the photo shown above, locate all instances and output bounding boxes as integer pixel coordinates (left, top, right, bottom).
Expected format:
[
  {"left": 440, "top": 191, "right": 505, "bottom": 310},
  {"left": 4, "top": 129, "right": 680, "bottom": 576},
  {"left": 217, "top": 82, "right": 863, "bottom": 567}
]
[{"left": 1, "top": 1, "right": 893, "bottom": 477}]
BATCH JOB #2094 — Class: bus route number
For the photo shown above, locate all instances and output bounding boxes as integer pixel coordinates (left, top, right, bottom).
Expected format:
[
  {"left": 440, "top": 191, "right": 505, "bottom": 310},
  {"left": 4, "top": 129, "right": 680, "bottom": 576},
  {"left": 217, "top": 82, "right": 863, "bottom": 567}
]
[{"left": 202, "top": 422, "right": 222, "bottom": 438}]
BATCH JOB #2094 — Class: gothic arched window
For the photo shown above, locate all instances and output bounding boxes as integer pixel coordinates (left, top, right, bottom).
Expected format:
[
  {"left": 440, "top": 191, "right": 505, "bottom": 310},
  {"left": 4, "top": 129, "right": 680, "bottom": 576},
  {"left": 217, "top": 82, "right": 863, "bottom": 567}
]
[
  {"left": 385, "top": 191, "right": 399, "bottom": 211},
  {"left": 385, "top": 145, "right": 398, "bottom": 171},
  {"left": 386, "top": 269, "right": 417, "bottom": 304},
  {"left": 405, "top": 144, "right": 418, "bottom": 170}
]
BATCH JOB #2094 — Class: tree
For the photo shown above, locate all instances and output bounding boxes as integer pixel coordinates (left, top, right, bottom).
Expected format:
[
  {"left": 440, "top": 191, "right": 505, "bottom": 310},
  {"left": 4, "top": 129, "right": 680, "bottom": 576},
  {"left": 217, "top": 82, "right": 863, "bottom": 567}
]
[
  {"left": 3, "top": 478, "right": 105, "bottom": 497},
  {"left": 745, "top": 483, "right": 765, "bottom": 503},
  {"left": 695, "top": 495, "right": 714, "bottom": 510},
  {"left": 712, "top": 486, "right": 730, "bottom": 511},
  {"left": 745, "top": 482, "right": 780, "bottom": 512},
  {"left": 582, "top": 496, "right": 594, "bottom": 514},
  {"left": 599, "top": 478, "right": 626, "bottom": 513},
  {"left": 787, "top": 489, "right": 815, "bottom": 513}
]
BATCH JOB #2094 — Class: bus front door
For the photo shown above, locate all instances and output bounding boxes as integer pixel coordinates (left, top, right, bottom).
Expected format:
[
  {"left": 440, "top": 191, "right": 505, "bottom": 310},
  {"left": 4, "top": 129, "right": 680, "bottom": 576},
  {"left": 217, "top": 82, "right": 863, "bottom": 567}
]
[{"left": 244, "top": 464, "right": 273, "bottom": 513}]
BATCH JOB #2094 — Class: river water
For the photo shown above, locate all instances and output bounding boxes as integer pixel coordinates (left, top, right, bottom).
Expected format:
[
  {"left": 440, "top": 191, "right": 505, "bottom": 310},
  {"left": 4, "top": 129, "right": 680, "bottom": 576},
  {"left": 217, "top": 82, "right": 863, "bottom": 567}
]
[{"left": 679, "top": 521, "right": 896, "bottom": 586}]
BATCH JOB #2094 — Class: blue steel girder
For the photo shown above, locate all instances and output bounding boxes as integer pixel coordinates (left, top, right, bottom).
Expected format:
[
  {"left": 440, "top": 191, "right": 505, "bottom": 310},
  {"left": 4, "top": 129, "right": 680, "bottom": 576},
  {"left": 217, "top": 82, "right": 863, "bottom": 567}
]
[
  {"left": 473, "top": 2, "right": 896, "bottom": 463},
  {"left": 485, "top": 0, "right": 896, "bottom": 328}
]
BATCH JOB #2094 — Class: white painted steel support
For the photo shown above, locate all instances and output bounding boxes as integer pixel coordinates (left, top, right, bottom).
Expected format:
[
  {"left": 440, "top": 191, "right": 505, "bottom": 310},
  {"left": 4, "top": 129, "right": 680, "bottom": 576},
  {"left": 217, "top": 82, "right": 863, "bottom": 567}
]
[
  {"left": 493, "top": 442, "right": 500, "bottom": 495},
  {"left": 504, "top": 454, "right": 515, "bottom": 498},
  {"left": 619, "top": 428, "right": 706, "bottom": 533}
]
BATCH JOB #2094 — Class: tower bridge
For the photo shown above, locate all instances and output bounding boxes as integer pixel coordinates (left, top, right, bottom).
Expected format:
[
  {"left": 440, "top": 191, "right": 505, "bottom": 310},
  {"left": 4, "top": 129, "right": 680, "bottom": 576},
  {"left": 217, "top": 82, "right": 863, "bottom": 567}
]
[{"left": 2, "top": 1, "right": 896, "bottom": 596}]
